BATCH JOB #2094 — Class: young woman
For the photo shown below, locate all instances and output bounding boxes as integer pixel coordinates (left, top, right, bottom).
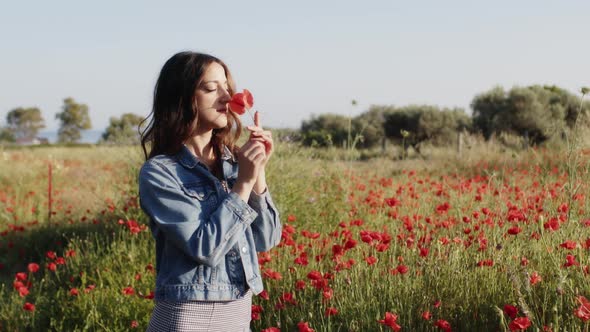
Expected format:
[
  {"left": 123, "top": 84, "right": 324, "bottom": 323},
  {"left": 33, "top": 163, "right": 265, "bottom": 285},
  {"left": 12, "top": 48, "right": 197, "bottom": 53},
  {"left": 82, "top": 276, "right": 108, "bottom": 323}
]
[{"left": 138, "top": 51, "right": 282, "bottom": 331}]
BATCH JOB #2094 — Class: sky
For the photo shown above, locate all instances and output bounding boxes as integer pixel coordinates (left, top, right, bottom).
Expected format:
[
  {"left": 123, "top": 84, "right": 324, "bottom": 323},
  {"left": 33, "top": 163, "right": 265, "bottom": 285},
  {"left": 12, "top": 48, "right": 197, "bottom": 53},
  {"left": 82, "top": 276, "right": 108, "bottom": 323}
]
[{"left": 1, "top": 0, "right": 589, "bottom": 132}]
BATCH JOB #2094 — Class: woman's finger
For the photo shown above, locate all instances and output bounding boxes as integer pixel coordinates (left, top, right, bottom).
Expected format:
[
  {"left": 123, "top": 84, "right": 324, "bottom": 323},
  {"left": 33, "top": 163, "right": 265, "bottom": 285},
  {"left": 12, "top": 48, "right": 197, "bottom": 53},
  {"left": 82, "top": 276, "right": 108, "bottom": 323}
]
[
  {"left": 247, "top": 126, "right": 263, "bottom": 133},
  {"left": 254, "top": 111, "right": 261, "bottom": 128},
  {"left": 241, "top": 140, "right": 261, "bottom": 157}
]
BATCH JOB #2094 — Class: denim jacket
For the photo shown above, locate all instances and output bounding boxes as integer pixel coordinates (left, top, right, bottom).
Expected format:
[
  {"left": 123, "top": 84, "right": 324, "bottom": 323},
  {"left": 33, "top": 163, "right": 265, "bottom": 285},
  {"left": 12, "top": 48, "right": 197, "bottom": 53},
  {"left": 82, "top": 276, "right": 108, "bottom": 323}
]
[{"left": 138, "top": 144, "right": 282, "bottom": 302}]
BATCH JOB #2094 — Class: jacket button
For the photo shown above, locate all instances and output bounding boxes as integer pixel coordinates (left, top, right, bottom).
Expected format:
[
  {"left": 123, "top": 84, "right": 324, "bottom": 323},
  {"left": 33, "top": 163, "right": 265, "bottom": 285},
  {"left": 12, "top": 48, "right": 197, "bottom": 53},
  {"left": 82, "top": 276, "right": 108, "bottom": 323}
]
[{"left": 241, "top": 247, "right": 247, "bottom": 253}]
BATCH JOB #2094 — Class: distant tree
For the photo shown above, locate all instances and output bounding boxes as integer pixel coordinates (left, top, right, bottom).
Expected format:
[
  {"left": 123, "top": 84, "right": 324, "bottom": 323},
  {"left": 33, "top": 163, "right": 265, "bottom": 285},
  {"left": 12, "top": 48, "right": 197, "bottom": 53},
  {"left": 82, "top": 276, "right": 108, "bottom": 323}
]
[
  {"left": 384, "top": 105, "right": 470, "bottom": 153},
  {"left": 0, "top": 127, "right": 16, "bottom": 143},
  {"left": 471, "top": 85, "right": 585, "bottom": 145},
  {"left": 471, "top": 86, "right": 506, "bottom": 140},
  {"left": 502, "top": 86, "right": 566, "bottom": 144},
  {"left": 418, "top": 107, "right": 471, "bottom": 146},
  {"left": 301, "top": 114, "right": 350, "bottom": 147},
  {"left": 6, "top": 107, "right": 45, "bottom": 140},
  {"left": 352, "top": 105, "right": 392, "bottom": 149},
  {"left": 100, "top": 113, "right": 144, "bottom": 145},
  {"left": 55, "top": 97, "right": 92, "bottom": 143}
]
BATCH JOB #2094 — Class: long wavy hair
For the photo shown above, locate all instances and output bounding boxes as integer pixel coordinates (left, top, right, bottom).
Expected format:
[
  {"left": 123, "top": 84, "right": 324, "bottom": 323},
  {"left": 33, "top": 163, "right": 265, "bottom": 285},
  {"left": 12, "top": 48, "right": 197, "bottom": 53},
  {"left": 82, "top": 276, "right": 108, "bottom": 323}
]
[{"left": 139, "top": 51, "right": 242, "bottom": 161}]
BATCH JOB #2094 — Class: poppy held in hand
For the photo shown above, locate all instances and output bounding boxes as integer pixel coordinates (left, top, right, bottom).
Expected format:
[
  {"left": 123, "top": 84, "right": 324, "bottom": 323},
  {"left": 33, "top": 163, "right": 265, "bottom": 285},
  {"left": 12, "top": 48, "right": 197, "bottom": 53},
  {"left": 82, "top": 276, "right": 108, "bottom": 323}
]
[{"left": 228, "top": 89, "right": 254, "bottom": 115}]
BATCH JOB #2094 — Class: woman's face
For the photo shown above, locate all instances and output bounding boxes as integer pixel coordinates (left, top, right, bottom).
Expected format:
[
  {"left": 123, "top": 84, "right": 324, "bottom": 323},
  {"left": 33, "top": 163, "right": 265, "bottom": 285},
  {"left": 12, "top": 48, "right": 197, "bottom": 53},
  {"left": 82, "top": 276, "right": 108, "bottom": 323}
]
[{"left": 194, "top": 62, "right": 232, "bottom": 132}]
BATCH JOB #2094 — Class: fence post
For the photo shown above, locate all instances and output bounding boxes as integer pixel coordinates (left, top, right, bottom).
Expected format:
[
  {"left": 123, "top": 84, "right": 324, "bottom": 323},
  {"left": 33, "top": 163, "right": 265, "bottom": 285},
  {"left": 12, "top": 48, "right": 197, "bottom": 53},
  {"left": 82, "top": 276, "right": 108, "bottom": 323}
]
[
  {"left": 457, "top": 131, "right": 463, "bottom": 157},
  {"left": 48, "top": 161, "right": 52, "bottom": 223}
]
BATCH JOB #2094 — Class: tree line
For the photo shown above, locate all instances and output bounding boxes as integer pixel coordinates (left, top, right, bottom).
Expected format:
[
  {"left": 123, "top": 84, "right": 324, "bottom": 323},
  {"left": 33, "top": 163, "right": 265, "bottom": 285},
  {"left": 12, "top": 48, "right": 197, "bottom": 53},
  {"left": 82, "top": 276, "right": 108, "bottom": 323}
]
[
  {"left": 1, "top": 85, "right": 588, "bottom": 147},
  {"left": 298, "top": 85, "right": 590, "bottom": 150},
  {"left": 0, "top": 97, "right": 144, "bottom": 145}
]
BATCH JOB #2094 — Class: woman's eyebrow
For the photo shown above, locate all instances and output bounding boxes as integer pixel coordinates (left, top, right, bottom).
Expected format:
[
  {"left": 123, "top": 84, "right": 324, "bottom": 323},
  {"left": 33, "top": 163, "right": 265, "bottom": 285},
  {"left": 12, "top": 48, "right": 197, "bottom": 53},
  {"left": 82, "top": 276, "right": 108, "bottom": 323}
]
[{"left": 202, "top": 80, "right": 228, "bottom": 84}]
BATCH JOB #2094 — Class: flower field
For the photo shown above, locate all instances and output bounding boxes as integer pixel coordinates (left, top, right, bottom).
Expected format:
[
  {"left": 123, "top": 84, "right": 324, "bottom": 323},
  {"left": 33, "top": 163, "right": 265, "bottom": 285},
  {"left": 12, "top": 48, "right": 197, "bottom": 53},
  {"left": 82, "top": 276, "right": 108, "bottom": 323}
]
[{"left": 0, "top": 143, "right": 589, "bottom": 331}]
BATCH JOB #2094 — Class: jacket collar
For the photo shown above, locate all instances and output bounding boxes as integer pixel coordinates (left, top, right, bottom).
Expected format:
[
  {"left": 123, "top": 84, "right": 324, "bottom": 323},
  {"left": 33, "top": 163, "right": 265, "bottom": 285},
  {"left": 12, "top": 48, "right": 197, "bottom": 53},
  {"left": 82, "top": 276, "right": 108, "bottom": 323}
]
[{"left": 177, "top": 144, "right": 235, "bottom": 169}]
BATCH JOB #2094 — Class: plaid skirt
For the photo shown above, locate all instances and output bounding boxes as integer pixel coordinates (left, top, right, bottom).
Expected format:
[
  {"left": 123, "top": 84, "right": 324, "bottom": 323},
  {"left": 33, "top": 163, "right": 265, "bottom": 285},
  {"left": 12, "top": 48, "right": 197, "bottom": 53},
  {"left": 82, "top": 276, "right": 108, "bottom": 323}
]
[{"left": 146, "top": 290, "right": 252, "bottom": 332}]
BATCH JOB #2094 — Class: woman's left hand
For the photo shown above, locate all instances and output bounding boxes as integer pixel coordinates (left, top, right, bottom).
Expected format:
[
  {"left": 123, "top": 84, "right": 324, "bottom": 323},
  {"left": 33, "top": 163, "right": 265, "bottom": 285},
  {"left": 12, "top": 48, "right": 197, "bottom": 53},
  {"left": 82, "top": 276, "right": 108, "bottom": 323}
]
[{"left": 247, "top": 111, "right": 273, "bottom": 167}]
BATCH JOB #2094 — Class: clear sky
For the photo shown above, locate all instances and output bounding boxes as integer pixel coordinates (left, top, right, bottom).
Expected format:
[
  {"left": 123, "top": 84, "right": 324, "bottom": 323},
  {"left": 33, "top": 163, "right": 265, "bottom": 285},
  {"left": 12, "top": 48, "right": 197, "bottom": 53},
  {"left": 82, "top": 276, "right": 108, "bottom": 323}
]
[{"left": 1, "top": 0, "right": 589, "bottom": 131}]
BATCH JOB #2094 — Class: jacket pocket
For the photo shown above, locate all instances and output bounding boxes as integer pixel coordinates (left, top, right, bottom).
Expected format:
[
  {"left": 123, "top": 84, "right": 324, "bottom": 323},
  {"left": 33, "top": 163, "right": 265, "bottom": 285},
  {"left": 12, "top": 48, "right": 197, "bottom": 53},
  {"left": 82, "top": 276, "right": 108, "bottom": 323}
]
[{"left": 180, "top": 182, "right": 216, "bottom": 202}]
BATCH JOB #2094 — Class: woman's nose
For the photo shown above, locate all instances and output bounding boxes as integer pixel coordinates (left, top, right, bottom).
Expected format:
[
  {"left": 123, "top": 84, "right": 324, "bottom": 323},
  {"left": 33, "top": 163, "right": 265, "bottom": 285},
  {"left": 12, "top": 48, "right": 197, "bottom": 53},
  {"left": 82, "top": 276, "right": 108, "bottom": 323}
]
[{"left": 219, "top": 88, "right": 231, "bottom": 103}]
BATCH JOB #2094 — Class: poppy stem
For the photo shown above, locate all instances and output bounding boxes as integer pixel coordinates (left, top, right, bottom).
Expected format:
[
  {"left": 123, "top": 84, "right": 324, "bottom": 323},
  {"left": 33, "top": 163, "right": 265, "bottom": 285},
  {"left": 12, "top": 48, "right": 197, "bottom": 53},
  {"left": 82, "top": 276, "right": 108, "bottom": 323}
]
[{"left": 246, "top": 108, "right": 256, "bottom": 126}]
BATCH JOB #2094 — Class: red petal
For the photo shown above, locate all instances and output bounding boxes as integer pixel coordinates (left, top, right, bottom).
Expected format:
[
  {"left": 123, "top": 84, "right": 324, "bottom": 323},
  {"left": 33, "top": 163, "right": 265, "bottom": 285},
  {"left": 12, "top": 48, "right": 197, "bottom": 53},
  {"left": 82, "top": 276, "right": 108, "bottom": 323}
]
[{"left": 243, "top": 89, "right": 254, "bottom": 108}]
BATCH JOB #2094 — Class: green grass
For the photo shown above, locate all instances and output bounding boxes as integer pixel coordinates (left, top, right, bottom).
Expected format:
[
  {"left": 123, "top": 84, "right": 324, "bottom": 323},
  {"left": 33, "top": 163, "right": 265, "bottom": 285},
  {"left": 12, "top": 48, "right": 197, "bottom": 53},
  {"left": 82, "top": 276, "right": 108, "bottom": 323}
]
[{"left": 0, "top": 143, "right": 589, "bottom": 331}]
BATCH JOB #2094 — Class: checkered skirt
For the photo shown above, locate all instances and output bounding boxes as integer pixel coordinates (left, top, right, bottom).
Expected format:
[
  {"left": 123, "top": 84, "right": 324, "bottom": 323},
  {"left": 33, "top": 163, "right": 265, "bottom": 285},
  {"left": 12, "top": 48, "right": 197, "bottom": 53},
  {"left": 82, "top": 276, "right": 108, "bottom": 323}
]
[{"left": 146, "top": 290, "right": 252, "bottom": 332}]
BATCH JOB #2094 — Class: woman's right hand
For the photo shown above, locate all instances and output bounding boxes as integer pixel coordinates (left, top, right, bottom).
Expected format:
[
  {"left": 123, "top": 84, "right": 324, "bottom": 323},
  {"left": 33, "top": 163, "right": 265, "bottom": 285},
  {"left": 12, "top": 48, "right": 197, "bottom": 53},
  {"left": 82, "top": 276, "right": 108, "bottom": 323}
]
[{"left": 232, "top": 140, "right": 266, "bottom": 201}]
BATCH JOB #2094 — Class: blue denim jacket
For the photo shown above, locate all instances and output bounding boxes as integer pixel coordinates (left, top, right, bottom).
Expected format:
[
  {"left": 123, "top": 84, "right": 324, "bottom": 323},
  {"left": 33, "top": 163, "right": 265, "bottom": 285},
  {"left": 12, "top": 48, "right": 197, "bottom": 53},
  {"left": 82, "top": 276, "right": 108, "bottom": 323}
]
[{"left": 138, "top": 145, "right": 282, "bottom": 302}]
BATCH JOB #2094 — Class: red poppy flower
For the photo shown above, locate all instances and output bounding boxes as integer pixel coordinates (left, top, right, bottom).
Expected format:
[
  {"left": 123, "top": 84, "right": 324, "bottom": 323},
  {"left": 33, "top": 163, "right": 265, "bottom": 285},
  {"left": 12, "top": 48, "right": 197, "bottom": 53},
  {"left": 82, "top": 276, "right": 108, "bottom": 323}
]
[
  {"left": 307, "top": 270, "right": 323, "bottom": 281},
  {"left": 507, "top": 226, "right": 521, "bottom": 235},
  {"left": 563, "top": 254, "right": 579, "bottom": 267},
  {"left": 434, "top": 319, "right": 451, "bottom": 332},
  {"left": 258, "top": 289, "right": 269, "bottom": 300},
  {"left": 295, "top": 280, "right": 307, "bottom": 290},
  {"left": 70, "top": 288, "right": 79, "bottom": 296},
  {"left": 503, "top": 304, "right": 518, "bottom": 319},
  {"left": 228, "top": 89, "right": 254, "bottom": 115},
  {"left": 263, "top": 269, "right": 282, "bottom": 280},
  {"left": 23, "top": 302, "right": 35, "bottom": 312},
  {"left": 122, "top": 286, "right": 135, "bottom": 296},
  {"left": 529, "top": 272, "right": 542, "bottom": 285},
  {"left": 18, "top": 286, "right": 29, "bottom": 297},
  {"left": 251, "top": 304, "right": 263, "bottom": 320},
  {"left": 559, "top": 241, "right": 577, "bottom": 250},
  {"left": 297, "top": 321, "right": 315, "bottom": 332},
  {"left": 325, "top": 307, "right": 338, "bottom": 317},
  {"left": 27, "top": 263, "right": 39, "bottom": 273},
  {"left": 396, "top": 264, "right": 409, "bottom": 274},
  {"left": 365, "top": 256, "right": 378, "bottom": 265},
  {"left": 509, "top": 316, "right": 531, "bottom": 331},
  {"left": 261, "top": 328, "right": 280, "bottom": 332},
  {"left": 574, "top": 296, "right": 590, "bottom": 322},
  {"left": 543, "top": 218, "right": 559, "bottom": 231},
  {"left": 378, "top": 312, "right": 401, "bottom": 331}
]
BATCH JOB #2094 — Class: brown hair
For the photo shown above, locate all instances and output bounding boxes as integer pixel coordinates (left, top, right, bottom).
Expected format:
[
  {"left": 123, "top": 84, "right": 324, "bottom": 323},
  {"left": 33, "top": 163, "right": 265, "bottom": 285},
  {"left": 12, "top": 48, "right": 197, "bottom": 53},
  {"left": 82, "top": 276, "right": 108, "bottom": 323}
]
[{"left": 139, "top": 51, "right": 242, "bottom": 161}]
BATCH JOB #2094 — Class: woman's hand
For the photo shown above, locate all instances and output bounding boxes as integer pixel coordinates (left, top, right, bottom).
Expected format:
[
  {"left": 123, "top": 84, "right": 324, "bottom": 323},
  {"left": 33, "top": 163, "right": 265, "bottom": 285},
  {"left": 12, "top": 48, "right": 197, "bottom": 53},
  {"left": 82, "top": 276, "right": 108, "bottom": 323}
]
[
  {"left": 232, "top": 138, "right": 266, "bottom": 202},
  {"left": 247, "top": 111, "right": 274, "bottom": 167},
  {"left": 245, "top": 111, "right": 273, "bottom": 195}
]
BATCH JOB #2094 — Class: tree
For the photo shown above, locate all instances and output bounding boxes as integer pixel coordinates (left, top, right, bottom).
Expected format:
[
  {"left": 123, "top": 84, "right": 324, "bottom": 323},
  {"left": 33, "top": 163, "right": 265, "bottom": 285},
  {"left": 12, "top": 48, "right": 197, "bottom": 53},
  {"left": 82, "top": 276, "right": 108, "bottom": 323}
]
[
  {"left": 471, "top": 86, "right": 506, "bottom": 140},
  {"left": 352, "top": 106, "right": 392, "bottom": 149},
  {"left": 0, "top": 127, "right": 15, "bottom": 143},
  {"left": 6, "top": 107, "right": 45, "bottom": 140},
  {"left": 301, "top": 114, "right": 350, "bottom": 147},
  {"left": 384, "top": 105, "right": 470, "bottom": 153},
  {"left": 55, "top": 97, "right": 92, "bottom": 143},
  {"left": 100, "top": 113, "right": 145, "bottom": 145},
  {"left": 471, "top": 85, "right": 585, "bottom": 145},
  {"left": 502, "top": 86, "right": 565, "bottom": 144}
]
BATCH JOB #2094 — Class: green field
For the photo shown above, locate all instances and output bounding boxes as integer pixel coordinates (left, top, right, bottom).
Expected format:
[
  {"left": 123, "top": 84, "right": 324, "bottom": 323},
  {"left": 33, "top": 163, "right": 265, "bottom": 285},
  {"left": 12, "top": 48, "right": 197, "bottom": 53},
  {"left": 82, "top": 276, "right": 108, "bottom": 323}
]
[{"left": 1, "top": 142, "right": 589, "bottom": 331}]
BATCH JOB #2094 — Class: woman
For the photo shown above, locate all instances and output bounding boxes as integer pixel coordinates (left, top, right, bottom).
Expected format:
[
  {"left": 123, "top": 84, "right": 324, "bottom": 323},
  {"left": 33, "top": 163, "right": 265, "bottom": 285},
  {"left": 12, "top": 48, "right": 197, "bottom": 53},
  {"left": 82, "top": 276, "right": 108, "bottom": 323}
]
[{"left": 138, "top": 51, "right": 282, "bottom": 331}]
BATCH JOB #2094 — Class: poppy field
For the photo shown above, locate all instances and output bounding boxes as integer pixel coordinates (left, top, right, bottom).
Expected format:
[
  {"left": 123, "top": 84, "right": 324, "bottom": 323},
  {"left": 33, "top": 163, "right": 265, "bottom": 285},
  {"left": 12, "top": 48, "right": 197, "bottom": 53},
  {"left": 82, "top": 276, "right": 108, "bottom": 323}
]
[{"left": 0, "top": 143, "right": 589, "bottom": 331}]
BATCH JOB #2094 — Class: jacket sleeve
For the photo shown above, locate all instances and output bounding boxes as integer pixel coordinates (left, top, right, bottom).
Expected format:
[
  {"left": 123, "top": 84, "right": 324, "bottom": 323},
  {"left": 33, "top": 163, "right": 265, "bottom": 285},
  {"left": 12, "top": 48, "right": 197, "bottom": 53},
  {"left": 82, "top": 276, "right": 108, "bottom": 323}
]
[
  {"left": 138, "top": 162, "right": 258, "bottom": 267},
  {"left": 248, "top": 189, "right": 282, "bottom": 252}
]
